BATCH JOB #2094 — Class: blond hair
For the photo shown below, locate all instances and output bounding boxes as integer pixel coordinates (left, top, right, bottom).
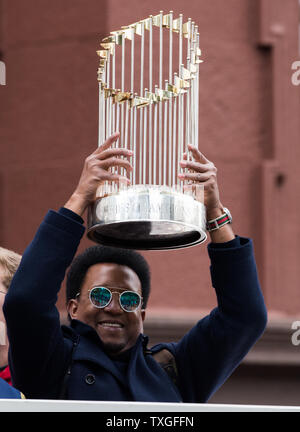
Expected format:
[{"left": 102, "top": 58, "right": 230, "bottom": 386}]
[{"left": 0, "top": 247, "right": 22, "bottom": 290}]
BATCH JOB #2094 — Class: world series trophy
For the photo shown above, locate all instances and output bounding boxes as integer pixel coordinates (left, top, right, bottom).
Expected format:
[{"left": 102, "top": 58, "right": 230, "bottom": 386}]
[{"left": 87, "top": 11, "right": 207, "bottom": 250}]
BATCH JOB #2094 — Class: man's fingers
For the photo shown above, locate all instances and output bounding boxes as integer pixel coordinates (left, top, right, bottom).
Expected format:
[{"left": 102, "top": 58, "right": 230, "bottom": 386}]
[
  {"left": 179, "top": 160, "right": 210, "bottom": 173},
  {"left": 99, "top": 156, "right": 133, "bottom": 172},
  {"left": 96, "top": 147, "right": 133, "bottom": 161},
  {"left": 187, "top": 144, "right": 210, "bottom": 163},
  {"left": 178, "top": 172, "right": 211, "bottom": 182},
  {"left": 94, "top": 132, "right": 120, "bottom": 154},
  {"left": 99, "top": 172, "right": 131, "bottom": 184}
]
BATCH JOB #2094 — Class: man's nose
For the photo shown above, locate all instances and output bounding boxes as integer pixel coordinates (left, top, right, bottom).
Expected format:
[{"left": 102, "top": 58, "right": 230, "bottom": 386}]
[{"left": 104, "top": 293, "right": 123, "bottom": 313}]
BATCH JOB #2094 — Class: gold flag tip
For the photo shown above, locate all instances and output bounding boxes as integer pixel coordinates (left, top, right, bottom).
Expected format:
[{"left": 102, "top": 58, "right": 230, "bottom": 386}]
[{"left": 97, "top": 11, "right": 202, "bottom": 102}]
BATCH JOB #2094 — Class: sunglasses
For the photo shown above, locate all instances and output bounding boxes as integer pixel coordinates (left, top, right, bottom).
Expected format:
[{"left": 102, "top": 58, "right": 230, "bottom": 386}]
[{"left": 77, "top": 286, "right": 143, "bottom": 313}]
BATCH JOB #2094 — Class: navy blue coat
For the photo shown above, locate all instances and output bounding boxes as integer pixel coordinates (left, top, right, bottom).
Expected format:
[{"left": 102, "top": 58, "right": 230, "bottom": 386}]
[{"left": 3, "top": 208, "right": 267, "bottom": 402}]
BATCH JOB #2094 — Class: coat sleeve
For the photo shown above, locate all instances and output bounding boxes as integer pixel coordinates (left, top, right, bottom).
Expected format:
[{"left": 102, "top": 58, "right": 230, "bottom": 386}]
[
  {"left": 171, "top": 236, "right": 267, "bottom": 403},
  {"left": 3, "top": 209, "right": 85, "bottom": 398}
]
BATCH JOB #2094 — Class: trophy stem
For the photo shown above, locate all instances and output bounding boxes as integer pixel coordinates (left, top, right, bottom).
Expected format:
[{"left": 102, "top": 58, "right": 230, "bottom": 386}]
[
  {"left": 158, "top": 11, "right": 163, "bottom": 186},
  {"left": 179, "top": 14, "right": 183, "bottom": 72},
  {"left": 153, "top": 90, "right": 158, "bottom": 184},
  {"left": 169, "top": 11, "right": 173, "bottom": 84},
  {"left": 168, "top": 96, "right": 173, "bottom": 187},
  {"left": 139, "top": 107, "right": 143, "bottom": 183},
  {"left": 98, "top": 82, "right": 103, "bottom": 147},
  {"left": 196, "top": 30, "right": 200, "bottom": 150},
  {"left": 143, "top": 91, "right": 147, "bottom": 185},
  {"left": 121, "top": 32, "right": 125, "bottom": 175},
  {"left": 159, "top": 10, "right": 163, "bottom": 89},
  {"left": 149, "top": 19, "right": 153, "bottom": 185},
  {"left": 106, "top": 54, "right": 110, "bottom": 138},
  {"left": 173, "top": 89, "right": 177, "bottom": 186},
  {"left": 133, "top": 103, "right": 137, "bottom": 185},
  {"left": 186, "top": 56, "right": 190, "bottom": 150},
  {"left": 163, "top": 90, "right": 167, "bottom": 186}
]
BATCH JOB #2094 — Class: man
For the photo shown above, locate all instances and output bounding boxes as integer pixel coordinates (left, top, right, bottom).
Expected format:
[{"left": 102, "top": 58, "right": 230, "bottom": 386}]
[
  {"left": 4, "top": 132, "right": 267, "bottom": 402},
  {"left": 0, "top": 247, "right": 24, "bottom": 398}
]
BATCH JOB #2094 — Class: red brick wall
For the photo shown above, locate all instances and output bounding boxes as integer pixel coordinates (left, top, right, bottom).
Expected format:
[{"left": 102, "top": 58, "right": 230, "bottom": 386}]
[{"left": 0, "top": 0, "right": 299, "bottom": 319}]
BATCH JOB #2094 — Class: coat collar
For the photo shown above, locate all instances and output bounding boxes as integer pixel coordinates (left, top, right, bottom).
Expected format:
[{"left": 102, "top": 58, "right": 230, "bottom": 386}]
[
  {"left": 67, "top": 320, "right": 148, "bottom": 387},
  {"left": 64, "top": 320, "right": 180, "bottom": 402}
]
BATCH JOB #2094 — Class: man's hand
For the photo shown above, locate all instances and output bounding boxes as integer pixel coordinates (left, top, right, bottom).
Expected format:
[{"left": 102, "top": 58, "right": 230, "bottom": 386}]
[
  {"left": 178, "top": 144, "right": 235, "bottom": 242},
  {"left": 178, "top": 144, "right": 221, "bottom": 218},
  {"left": 65, "top": 132, "right": 133, "bottom": 217}
]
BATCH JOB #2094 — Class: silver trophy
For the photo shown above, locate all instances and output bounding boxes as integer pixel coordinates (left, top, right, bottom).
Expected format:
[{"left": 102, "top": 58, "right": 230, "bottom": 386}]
[{"left": 87, "top": 11, "right": 207, "bottom": 250}]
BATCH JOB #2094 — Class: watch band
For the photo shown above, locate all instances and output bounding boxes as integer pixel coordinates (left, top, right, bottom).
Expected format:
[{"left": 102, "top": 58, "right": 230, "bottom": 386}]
[{"left": 206, "top": 208, "right": 232, "bottom": 232}]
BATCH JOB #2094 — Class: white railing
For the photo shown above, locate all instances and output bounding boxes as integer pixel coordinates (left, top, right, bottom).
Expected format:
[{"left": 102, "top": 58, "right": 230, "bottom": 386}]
[{"left": 0, "top": 400, "right": 299, "bottom": 412}]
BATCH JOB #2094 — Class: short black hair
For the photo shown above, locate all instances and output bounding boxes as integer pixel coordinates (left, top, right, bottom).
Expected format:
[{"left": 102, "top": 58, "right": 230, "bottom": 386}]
[{"left": 66, "top": 245, "right": 151, "bottom": 308}]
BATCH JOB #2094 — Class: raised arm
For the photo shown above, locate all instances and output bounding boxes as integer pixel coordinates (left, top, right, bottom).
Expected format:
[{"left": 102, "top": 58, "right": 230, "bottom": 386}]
[
  {"left": 3, "top": 132, "right": 133, "bottom": 398},
  {"left": 170, "top": 146, "right": 268, "bottom": 402}
]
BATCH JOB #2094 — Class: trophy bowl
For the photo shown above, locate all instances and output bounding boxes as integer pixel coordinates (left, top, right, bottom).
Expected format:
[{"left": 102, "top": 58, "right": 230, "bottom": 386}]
[{"left": 87, "top": 185, "right": 207, "bottom": 250}]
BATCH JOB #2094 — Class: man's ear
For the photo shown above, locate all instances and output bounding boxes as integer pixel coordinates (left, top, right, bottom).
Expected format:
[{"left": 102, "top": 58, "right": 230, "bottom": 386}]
[{"left": 67, "top": 299, "right": 79, "bottom": 320}]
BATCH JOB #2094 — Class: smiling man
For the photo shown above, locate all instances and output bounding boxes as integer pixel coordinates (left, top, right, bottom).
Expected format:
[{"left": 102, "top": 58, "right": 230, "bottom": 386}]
[
  {"left": 70, "top": 263, "right": 144, "bottom": 355},
  {"left": 4, "top": 132, "right": 267, "bottom": 402},
  {"left": 66, "top": 248, "right": 149, "bottom": 357}
]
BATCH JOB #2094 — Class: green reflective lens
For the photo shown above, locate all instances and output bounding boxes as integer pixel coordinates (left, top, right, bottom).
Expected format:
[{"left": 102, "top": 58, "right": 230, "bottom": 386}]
[
  {"left": 89, "top": 287, "right": 141, "bottom": 312},
  {"left": 90, "top": 287, "right": 111, "bottom": 308},
  {"left": 120, "top": 291, "right": 141, "bottom": 312}
]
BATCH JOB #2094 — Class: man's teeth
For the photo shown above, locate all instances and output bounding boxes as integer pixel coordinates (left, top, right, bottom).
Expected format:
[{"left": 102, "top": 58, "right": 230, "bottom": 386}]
[{"left": 101, "top": 322, "right": 122, "bottom": 328}]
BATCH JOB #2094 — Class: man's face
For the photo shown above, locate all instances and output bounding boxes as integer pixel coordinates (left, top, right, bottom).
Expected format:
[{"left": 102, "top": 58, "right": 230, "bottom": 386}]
[
  {"left": 0, "top": 265, "right": 9, "bottom": 367},
  {"left": 67, "top": 263, "right": 146, "bottom": 356}
]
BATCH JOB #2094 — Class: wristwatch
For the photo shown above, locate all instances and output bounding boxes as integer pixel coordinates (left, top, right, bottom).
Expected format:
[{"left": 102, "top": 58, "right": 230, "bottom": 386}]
[{"left": 206, "top": 207, "right": 232, "bottom": 232}]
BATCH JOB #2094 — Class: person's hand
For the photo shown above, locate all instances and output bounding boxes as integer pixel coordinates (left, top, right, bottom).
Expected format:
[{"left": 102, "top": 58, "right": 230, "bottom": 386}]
[
  {"left": 178, "top": 145, "right": 235, "bottom": 242},
  {"left": 178, "top": 144, "right": 222, "bottom": 219},
  {"left": 65, "top": 132, "right": 133, "bottom": 216}
]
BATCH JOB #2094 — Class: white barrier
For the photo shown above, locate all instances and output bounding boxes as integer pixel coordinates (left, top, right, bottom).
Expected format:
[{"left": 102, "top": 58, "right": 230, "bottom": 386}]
[{"left": 0, "top": 399, "right": 299, "bottom": 412}]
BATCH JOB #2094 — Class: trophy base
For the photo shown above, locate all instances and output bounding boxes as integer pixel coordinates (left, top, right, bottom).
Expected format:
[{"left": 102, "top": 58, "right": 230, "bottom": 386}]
[{"left": 87, "top": 185, "right": 207, "bottom": 250}]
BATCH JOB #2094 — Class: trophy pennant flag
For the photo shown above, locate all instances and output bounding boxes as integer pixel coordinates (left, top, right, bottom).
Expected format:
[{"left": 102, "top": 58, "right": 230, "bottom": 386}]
[{"left": 87, "top": 11, "right": 207, "bottom": 250}]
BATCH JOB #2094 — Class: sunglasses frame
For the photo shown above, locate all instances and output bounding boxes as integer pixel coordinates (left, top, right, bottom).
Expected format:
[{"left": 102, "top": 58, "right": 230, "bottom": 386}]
[{"left": 77, "top": 286, "right": 143, "bottom": 313}]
